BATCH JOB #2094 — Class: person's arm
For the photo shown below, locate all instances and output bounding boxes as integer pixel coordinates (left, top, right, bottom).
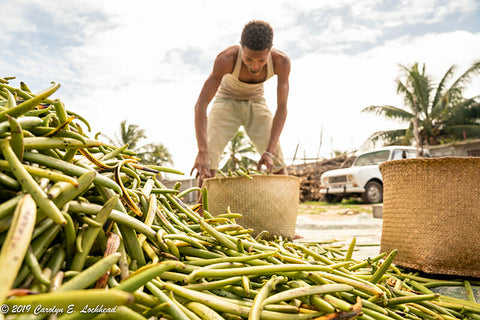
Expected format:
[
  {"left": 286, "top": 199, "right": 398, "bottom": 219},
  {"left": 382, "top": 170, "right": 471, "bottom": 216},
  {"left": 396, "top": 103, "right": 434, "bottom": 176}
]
[
  {"left": 191, "top": 50, "right": 232, "bottom": 179},
  {"left": 258, "top": 50, "right": 291, "bottom": 172}
]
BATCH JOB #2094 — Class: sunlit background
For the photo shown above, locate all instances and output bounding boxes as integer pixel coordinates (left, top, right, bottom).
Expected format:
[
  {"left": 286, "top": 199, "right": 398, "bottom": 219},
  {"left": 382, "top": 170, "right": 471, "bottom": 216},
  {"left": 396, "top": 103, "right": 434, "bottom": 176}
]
[{"left": 1, "top": 0, "right": 479, "bottom": 177}]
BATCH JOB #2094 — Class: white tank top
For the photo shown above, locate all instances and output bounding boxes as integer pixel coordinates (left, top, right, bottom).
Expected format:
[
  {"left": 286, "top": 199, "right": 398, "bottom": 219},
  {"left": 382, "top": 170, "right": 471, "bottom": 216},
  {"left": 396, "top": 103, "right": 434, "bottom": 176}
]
[{"left": 216, "top": 46, "right": 274, "bottom": 100}]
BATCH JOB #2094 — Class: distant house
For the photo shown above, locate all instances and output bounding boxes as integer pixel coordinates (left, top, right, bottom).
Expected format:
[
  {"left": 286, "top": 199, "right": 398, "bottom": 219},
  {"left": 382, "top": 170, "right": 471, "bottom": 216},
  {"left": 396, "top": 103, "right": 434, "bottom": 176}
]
[{"left": 427, "top": 139, "right": 480, "bottom": 157}]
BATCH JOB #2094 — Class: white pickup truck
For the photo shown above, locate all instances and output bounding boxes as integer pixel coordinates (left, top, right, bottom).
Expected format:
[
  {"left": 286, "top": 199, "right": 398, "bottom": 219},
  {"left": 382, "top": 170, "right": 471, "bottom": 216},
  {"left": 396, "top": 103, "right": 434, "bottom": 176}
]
[{"left": 320, "top": 146, "right": 420, "bottom": 204}]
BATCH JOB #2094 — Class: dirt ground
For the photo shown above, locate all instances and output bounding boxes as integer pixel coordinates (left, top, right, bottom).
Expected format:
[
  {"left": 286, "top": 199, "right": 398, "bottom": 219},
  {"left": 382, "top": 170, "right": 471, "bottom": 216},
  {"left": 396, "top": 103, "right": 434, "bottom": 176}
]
[
  {"left": 297, "top": 202, "right": 373, "bottom": 221},
  {"left": 294, "top": 202, "right": 382, "bottom": 256}
]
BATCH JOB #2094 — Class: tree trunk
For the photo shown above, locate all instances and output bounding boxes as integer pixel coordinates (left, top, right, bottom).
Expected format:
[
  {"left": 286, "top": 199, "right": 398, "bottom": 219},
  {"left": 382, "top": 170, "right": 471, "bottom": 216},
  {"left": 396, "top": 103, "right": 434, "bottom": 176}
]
[{"left": 412, "top": 96, "right": 421, "bottom": 156}]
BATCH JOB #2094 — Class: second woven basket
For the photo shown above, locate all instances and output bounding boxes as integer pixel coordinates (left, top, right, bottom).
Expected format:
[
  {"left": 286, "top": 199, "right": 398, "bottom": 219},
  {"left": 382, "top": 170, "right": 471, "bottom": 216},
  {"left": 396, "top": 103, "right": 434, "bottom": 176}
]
[
  {"left": 203, "top": 175, "right": 300, "bottom": 240},
  {"left": 379, "top": 157, "right": 480, "bottom": 278}
]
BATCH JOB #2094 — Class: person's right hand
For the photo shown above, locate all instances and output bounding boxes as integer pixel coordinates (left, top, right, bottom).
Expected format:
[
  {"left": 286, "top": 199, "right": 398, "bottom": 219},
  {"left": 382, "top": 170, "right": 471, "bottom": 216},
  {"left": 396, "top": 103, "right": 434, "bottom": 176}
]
[{"left": 191, "top": 151, "right": 212, "bottom": 180}]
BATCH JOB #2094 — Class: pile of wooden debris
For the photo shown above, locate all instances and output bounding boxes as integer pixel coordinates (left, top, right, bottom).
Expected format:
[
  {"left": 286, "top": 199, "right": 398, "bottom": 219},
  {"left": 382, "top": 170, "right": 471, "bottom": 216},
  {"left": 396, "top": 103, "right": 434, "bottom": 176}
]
[{"left": 287, "top": 154, "right": 355, "bottom": 202}]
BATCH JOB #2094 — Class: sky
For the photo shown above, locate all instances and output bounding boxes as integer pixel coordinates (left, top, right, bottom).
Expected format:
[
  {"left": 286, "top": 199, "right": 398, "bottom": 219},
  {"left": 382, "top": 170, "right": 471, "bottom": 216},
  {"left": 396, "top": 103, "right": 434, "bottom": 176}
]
[{"left": 1, "top": 0, "right": 479, "bottom": 179}]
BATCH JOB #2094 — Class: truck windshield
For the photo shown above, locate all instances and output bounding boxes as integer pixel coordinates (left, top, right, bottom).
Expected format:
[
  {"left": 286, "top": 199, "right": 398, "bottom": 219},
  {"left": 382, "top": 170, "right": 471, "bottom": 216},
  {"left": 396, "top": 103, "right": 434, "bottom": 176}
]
[{"left": 353, "top": 150, "right": 390, "bottom": 166}]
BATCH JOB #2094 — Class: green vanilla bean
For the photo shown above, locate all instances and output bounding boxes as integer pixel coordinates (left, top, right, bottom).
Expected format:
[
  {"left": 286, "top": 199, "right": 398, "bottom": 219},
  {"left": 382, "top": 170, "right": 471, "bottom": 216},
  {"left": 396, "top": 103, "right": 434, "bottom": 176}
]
[
  {"left": 0, "top": 195, "right": 36, "bottom": 303},
  {"left": 0, "top": 82, "right": 60, "bottom": 121},
  {"left": 1, "top": 138, "right": 66, "bottom": 225},
  {"left": 369, "top": 249, "right": 398, "bottom": 284}
]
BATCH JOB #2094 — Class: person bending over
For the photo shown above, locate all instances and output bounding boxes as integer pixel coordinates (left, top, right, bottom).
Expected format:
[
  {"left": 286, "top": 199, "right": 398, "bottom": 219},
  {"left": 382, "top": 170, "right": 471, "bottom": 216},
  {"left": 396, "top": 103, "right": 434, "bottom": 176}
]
[{"left": 191, "top": 20, "right": 291, "bottom": 186}]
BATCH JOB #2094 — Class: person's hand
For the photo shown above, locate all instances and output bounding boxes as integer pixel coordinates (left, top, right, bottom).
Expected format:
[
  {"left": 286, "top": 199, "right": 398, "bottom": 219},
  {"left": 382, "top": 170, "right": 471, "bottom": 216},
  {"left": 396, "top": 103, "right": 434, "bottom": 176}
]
[
  {"left": 191, "top": 152, "right": 212, "bottom": 180},
  {"left": 257, "top": 151, "right": 274, "bottom": 173}
]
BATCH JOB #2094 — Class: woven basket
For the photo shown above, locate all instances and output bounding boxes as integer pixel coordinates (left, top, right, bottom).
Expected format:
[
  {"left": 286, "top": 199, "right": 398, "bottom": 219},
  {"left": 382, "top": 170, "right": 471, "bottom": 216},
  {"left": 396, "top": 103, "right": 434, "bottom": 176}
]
[
  {"left": 379, "top": 157, "right": 480, "bottom": 278},
  {"left": 203, "top": 175, "right": 300, "bottom": 240}
]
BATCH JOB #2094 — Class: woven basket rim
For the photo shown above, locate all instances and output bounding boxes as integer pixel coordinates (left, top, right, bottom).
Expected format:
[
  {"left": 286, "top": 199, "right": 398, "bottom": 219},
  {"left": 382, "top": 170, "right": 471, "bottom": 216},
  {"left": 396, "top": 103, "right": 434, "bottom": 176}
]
[
  {"left": 204, "top": 174, "right": 300, "bottom": 183},
  {"left": 379, "top": 156, "right": 480, "bottom": 170}
]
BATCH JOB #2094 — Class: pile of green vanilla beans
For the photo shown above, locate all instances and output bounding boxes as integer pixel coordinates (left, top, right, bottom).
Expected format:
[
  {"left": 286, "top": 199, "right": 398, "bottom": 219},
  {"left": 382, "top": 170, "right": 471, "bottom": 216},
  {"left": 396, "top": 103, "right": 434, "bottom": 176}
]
[{"left": 0, "top": 77, "right": 479, "bottom": 320}]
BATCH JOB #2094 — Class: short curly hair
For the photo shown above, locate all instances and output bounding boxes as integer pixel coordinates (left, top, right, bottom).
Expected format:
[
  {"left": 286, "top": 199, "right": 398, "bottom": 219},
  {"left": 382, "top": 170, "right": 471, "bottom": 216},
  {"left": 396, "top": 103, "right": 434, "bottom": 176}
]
[{"left": 240, "top": 20, "right": 273, "bottom": 51}]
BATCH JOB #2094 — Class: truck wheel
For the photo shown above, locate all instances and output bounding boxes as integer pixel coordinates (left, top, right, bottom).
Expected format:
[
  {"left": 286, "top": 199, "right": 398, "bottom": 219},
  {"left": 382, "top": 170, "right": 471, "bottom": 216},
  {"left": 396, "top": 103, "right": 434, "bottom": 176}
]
[{"left": 362, "top": 181, "right": 383, "bottom": 204}]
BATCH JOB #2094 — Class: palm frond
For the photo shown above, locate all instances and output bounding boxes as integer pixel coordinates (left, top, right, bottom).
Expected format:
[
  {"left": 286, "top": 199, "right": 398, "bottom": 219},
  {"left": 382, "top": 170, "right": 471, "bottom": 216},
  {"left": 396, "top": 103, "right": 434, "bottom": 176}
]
[
  {"left": 444, "top": 124, "right": 480, "bottom": 141},
  {"left": 221, "top": 129, "right": 257, "bottom": 171},
  {"left": 444, "top": 98, "right": 480, "bottom": 125},
  {"left": 362, "top": 105, "right": 413, "bottom": 121},
  {"left": 137, "top": 142, "right": 173, "bottom": 166},
  {"left": 408, "top": 63, "right": 432, "bottom": 115},
  {"left": 396, "top": 79, "right": 422, "bottom": 115},
  {"left": 431, "top": 65, "right": 456, "bottom": 113},
  {"left": 237, "top": 146, "right": 256, "bottom": 154},
  {"left": 119, "top": 120, "right": 146, "bottom": 150},
  {"left": 445, "top": 60, "right": 480, "bottom": 96},
  {"left": 365, "top": 61, "right": 480, "bottom": 148},
  {"left": 361, "top": 129, "right": 409, "bottom": 149}
]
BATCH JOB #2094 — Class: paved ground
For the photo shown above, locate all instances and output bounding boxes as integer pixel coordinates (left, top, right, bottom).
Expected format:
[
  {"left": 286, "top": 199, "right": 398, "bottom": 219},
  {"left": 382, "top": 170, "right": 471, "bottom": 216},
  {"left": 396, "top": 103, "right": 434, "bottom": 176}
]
[
  {"left": 294, "top": 204, "right": 382, "bottom": 260},
  {"left": 293, "top": 204, "right": 480, "bottom": 301}
]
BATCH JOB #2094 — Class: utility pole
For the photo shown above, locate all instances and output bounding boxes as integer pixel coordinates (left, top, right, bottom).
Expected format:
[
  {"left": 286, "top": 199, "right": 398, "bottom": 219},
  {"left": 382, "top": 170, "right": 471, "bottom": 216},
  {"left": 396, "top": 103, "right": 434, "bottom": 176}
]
[
  {"left": 316, "top": 126, "right": 323, "bottom": 161},
  {"left": 291, "top": 142, "right": 300, "bottom": 165}
]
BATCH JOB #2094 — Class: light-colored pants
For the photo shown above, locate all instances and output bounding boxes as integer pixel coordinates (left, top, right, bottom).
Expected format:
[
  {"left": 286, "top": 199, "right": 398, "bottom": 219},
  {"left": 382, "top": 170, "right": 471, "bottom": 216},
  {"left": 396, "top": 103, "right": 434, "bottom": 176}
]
[{"left": 207, "top": 97, "right": 285, "bottom": 172}]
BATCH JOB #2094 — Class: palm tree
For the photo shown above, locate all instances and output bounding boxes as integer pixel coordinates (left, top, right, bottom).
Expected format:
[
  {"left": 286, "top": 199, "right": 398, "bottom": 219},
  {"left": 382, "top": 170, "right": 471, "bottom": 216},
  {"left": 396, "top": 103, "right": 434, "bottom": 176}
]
[
  {"left": 362, "top": 61, "right": 480, "bottom": 149},
  {"left": 103, "top": 120, "right": 173, "bottom": 166},
  {"left": 137, "top": 143, "right": 173, "bottom": 166},
  {"left": 105, "top": 120, "right": 147, "bottom": 150},
  {"left": 221, "top": 129, "right": 257, "bottom": 172}
]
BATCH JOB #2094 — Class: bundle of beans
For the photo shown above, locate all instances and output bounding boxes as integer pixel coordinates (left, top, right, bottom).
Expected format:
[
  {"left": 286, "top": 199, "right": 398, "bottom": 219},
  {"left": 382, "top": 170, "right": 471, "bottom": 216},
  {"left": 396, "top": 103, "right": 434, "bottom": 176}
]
[
  {"left": 0, "top": 78, "right": 479, "bottom": 320},
  {"left": 217, "top": 167, "right": 268, "bottom": 178}
]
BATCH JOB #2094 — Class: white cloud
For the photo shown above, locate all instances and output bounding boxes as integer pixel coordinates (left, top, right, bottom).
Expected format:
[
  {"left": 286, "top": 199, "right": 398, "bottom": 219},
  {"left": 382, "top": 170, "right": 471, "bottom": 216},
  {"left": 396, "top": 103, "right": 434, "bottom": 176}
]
[
  {"left": 277, "top": 29, "right": 480, "bottom": 163},
  {"left": 1, "top": 0, "right": 479, "bottom": 176},
  {"left": 350, "top": 0, "right": 479, "bottom": 27},
  {"left": 0, "top": 3, "right": 34, "bottom": 41}
]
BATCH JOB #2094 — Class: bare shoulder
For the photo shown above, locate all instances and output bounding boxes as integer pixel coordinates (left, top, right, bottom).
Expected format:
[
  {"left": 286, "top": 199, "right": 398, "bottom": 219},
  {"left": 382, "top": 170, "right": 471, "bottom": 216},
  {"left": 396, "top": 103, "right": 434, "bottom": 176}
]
[
  {"left": 271, "top": 48, "right": 291, "bottom": 75},
  {"left": 213, "top": 45, "right": 239, "bottom": 75}
]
